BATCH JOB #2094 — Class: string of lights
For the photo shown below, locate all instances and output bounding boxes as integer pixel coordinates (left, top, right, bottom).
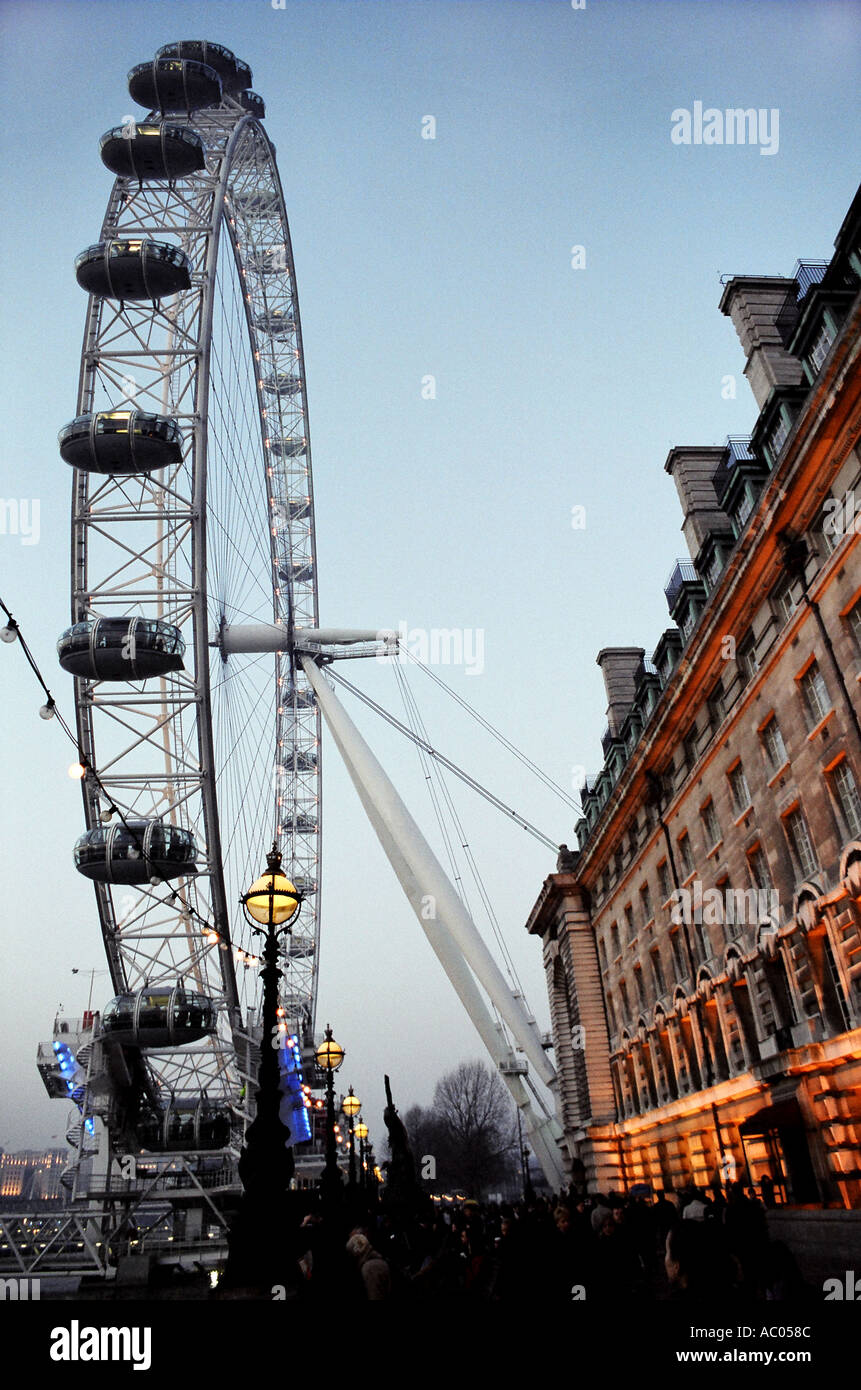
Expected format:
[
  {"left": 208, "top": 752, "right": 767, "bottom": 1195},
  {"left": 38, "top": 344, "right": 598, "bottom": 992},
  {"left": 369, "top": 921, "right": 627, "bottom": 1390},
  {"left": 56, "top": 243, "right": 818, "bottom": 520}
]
[{"left": 0, "top": 595, "right": 255, "bottom": 968}]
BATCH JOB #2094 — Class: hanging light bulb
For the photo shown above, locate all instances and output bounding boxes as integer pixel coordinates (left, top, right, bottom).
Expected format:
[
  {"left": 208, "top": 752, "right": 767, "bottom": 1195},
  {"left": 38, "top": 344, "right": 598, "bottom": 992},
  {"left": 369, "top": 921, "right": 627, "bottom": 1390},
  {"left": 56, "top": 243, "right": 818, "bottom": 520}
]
[
  {"left": 1, "top": 623, "right": 18, "bottom": 643},
  {"left": 39, "top": 700, "right": 56, "bottom": 720},
  {"left": 100, "top": 808, "right": 114, "bottom": 825},
  {"left": 68, "top": 762, "right": 86, "bottom": 780}
]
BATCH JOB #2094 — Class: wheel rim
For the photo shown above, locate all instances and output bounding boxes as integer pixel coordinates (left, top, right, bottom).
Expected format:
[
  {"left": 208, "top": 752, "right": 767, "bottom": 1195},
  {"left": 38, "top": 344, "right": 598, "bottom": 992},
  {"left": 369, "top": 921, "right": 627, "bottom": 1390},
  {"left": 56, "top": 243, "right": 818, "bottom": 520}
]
[{"left": 68, "top": 72, "right": 321, "bottom": 1141}]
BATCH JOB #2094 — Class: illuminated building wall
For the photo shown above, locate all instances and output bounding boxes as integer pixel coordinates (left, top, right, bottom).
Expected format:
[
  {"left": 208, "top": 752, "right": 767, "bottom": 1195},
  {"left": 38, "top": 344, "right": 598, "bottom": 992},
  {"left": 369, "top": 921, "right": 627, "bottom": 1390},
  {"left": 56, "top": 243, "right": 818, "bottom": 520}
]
[{"left": 527, "top": 186, "right": 861, "bottom": 1209}]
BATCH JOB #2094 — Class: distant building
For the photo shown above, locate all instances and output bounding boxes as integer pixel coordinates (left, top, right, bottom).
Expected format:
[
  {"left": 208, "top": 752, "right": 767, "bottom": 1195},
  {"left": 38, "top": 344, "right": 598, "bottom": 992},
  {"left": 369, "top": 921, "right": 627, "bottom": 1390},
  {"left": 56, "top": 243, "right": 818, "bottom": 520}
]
[
  {"left": 0, "top": 1149, "right": 67, "bottom": 1203},
  {"left": 528, "top": 185, "right": 861, "bottom": 1208}
]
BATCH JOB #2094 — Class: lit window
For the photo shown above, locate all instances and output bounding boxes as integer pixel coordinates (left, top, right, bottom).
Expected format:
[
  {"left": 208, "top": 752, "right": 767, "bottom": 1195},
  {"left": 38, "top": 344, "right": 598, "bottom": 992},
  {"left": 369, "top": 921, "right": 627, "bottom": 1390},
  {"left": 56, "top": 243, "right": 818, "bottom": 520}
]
[
  {"left": 728, "top": 762, "right": 752, "bottom": 814},
  {"left": 782, "top": 805, "right": 818, "bottom": 881},
  {"left": 761, "top": 716, "right": 788, "bottom": 773},
  {"left": 829, "top": 760, "right": 861, "bottom": 840},
  {"left": 799, "top": 660, "right": 831, "bottom": 728}
]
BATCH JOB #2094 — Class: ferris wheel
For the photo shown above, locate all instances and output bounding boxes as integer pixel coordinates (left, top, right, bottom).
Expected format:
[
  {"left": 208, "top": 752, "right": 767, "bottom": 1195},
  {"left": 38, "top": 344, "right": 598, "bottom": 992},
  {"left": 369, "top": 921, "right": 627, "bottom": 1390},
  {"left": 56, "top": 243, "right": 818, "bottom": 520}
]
[{"left": 58, "top": 41, "right": 321, "bottom": 1150}]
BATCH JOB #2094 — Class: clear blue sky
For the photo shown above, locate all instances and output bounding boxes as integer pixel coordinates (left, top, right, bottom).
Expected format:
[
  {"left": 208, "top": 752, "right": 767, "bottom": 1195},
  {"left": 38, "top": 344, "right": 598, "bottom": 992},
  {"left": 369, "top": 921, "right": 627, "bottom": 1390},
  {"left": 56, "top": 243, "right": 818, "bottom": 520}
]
[{"left": 1, "top": 0, "right": 859, "bottom": 1152}]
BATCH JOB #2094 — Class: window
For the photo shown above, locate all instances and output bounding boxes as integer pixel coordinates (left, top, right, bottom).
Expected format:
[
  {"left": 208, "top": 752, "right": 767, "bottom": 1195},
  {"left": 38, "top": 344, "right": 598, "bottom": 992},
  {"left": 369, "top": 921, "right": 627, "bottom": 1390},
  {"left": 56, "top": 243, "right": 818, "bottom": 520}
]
[
  {"left": 799, "top": 660, "right": 831, "bottom": 728},
  {"left": 829, "top": 759, "right": 861, "bottom": 839},
  {"left": 640, "top": 882, "right": 653, "bottom": 924},
  {"left": 735, "top": 487, "right": 754, "bottom": 528},
  {"left": 761, "top": 715, "right": 788, "bottom": 774},
  {"left": 809, "top": 317, "right": 835, "bottom": 373},
  {"left": 846, "top": 597, "right": 861, "bottom": 654},
  {"left": 650, "top": 948, "right": 666, "bottom": 996},
  {"left": 695, "top": 916, "right": 711, "bottom": 964},
  {"left": 747, "top": 844, "right": 772, "bottom": 890},
  {"left": 774, "top": 576, "right": 800, "bottom": 624},
  {"left": 658, "top": 859, "right": 672, "bottom": 903},
  {"left": 737, "top": 634, "right": 758, "bottom": 686},
  {"left": 634, "top": 966, "right": 647, "bottom": 1009},
  {"left": 683, "top": 730, "right": 699, "bottom": 771},
  {"left": 610, "top": 921, "right": 620, "bottom": 958},
  {"left": 707, "top": 681, "right": 725, "bottom": 730},
  {"left": 783, "top": 805, "right": 818, "bottom": 880},
  {"left": 618, "top": 979, "right": 630, "bottom": 1021},
  {"left": 598, "top": 937, "right": 607, "bottom": 972},
  {"left": 624, "top": 904, "right": 635, "bottom": 942},
  {"left": 678, "top": 832, "right": 694, "bottom": 878},
  {"left": 606, "top": 993, "right": 617, "bottom": 1036},
  {"left": 701, "top": 799, "right": 721, "bottom": 848},
  {"left": 728, "top": 761, "right": 752, "bottom": 815},
  {"left": 769, "top": 414, "right": 790, "bottom": 457},
  {"left": 670, "top": 929, "right": 686, "bottom": 977}
]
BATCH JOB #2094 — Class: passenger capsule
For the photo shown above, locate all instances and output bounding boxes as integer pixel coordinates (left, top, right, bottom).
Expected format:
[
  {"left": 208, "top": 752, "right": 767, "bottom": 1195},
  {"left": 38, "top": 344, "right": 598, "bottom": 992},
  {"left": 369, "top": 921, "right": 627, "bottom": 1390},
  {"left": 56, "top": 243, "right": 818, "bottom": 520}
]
[
  {"left": 74, "top": 819, "right": 197, "bottom": 884},
  {"left": 58, "top": 617, "right": 185, "bottom": 681},
  {"left": 58, "top": 411, "right": 183, "bottom": 475},
  {"left": 287, "top": 933, "right": 315, "bottom": 959},
  {"left": 156, "top": 40, "right": 249, "bottom": 94},
  {"left": 100, "top": 123, "right": 205, "bottom": 181},
  {"left": 102, "top": 986, "right": 216, "bottom": 1047},
  {"left": 128, "top": 58, "right": 222, "bottom": 113},
  {"left": 255, "top": 308, "right": 295, "bottom": 338},
  {"left": 235, "top": 190, "right": 281, "bottom": 217},
  {"left": 237, "top": 90, "right": 265, "bottom": 118},
  {"left": 268, "top": 438, "right": 307, "bottom": 458},
  {"left": 262, "top": 372, "right": 302, "bottom": 397},
  {"left": 279, "top": 561, "right": 314, "bottom": 585},
  {"left": 75, "top": 240, "right": 191, "bottom": 300},
  {"left": 286, "top": 814, "right": 317, "bottom": 835},
  {"left": 136, "top": 1097, "right": 232, "bottom": 1152}
]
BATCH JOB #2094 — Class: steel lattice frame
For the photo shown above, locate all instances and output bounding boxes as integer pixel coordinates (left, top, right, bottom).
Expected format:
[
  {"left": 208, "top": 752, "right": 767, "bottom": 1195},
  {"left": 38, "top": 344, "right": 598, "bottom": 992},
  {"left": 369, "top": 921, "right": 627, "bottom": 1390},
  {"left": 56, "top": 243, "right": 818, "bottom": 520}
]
[{"left": 70, "top": 94, "right": 322, "bottom": 1133}]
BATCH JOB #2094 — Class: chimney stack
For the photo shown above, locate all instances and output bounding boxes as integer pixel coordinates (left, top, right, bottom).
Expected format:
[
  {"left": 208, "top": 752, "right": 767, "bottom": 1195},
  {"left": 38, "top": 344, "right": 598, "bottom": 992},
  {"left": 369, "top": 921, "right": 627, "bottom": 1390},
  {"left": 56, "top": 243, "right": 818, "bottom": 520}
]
[
  {"left": 664, "top": 446, "right": 733, "bottom": 561},
  {"left": 719, "top": 275, "right": 804, "bottom": 409},
  {"left": 596, "top": 648, "right": 645, "bottom": 738}
]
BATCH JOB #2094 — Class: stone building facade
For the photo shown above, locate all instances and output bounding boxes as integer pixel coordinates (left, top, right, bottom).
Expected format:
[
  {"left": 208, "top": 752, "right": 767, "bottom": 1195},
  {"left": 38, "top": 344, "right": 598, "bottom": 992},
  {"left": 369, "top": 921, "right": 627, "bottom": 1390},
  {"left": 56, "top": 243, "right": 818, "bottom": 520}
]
[{"left": 527, "top": 186, "right": 861, "bottom": 1209}]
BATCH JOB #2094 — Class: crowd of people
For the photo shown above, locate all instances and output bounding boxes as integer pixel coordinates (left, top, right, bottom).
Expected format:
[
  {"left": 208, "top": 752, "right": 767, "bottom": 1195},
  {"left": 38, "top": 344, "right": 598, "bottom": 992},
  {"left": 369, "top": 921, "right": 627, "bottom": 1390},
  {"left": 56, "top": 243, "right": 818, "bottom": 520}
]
[{"left": 286, "top": 1181, "right": 811, "bottom": 1304}]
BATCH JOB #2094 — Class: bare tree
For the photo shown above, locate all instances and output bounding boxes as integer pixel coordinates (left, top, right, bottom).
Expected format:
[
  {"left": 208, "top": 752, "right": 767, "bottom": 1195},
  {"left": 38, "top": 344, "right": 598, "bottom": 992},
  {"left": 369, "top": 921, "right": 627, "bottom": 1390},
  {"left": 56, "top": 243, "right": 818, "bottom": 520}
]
[{"left": 431, "top": 1060, "right": 518, "bottom": 1197}]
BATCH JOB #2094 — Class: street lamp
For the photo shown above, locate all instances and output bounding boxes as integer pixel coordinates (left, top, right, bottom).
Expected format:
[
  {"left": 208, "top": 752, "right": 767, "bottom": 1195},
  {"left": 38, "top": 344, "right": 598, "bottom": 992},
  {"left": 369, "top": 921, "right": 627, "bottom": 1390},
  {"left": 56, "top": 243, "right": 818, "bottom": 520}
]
[
  {"left": 315, "top": 1026, "right": 345, "bottom": 1204},
  {"left": 355, "top": 1120, "right": 369, "bottom": 1191},
  {"left": 342, "top": 1087, "right": 361, "bottom": 1187},
  {"left": 223, "top": 844, "right": 302, "bottom": 1291}
]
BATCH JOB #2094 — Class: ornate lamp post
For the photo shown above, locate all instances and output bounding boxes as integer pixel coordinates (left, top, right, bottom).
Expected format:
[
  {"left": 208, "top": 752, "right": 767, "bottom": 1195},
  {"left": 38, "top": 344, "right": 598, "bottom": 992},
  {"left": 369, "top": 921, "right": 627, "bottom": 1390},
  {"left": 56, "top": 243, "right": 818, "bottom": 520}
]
[
  {"left": 223, "top": 844, "right": 301, "bottom": 1291},
  {"left": 342, "top": 1086, "right": 361, "bottom": 1187},
  {"left": 355, "top": 1120, "right": 369, "bottom": 1191},
  {"left": 315, "top": 1026, "right": 345, "bottom": 1205}
]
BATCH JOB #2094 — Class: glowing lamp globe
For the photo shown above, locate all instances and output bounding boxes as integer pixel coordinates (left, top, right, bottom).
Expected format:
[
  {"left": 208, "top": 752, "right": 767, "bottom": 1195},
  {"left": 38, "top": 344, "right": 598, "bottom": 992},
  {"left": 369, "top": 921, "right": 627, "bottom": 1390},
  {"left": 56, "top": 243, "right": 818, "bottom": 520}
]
[
  {"left": 242, "top": 846, "right": 299, "bottom": 928},
  {"left": 315, "top": 1026, "right": 344, "bottom": 1072},
  {"left": 355, "top": 1121, "right": 369, "bottom": 1140},
  {"left": 342, "top": 1088, "right": 361, "bottom": 1118}
]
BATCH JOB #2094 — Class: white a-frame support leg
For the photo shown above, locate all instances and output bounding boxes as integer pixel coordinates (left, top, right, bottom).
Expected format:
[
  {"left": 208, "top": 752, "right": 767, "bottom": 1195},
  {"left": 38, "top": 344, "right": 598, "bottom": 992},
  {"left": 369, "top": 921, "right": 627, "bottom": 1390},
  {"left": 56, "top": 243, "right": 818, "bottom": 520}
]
[{"left": 300, "top": 655, "right": 567, "bottom": 1190}]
